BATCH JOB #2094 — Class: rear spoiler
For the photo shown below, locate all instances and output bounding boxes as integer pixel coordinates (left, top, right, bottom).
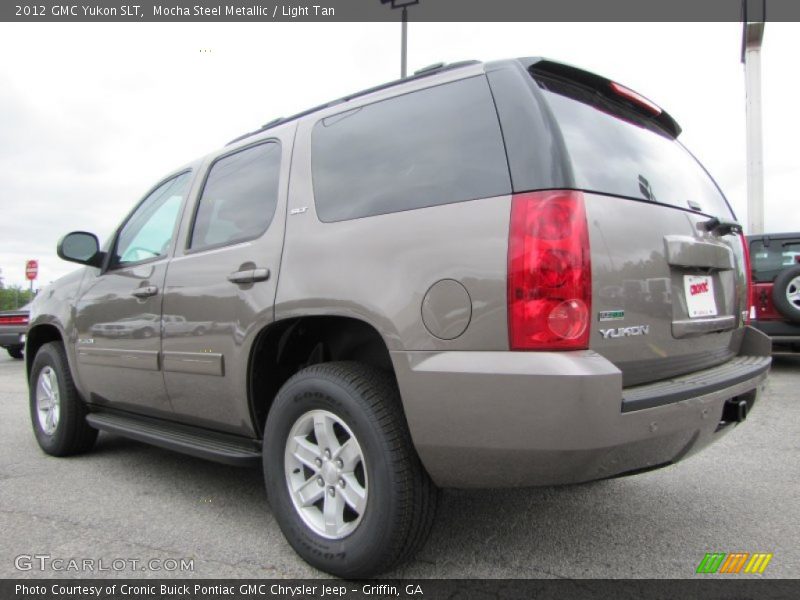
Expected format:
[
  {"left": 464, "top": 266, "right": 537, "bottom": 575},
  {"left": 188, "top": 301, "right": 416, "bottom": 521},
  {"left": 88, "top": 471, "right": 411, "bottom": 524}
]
[{"left": 523, "top": 58, "right": 682, "bottom": 138}]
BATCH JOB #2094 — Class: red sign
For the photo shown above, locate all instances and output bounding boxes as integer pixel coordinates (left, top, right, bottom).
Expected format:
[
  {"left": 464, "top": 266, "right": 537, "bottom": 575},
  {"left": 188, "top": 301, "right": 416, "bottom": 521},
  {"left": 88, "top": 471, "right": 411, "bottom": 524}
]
[{"left": 25, "top": 260, "right": 38, "bottom": 281}]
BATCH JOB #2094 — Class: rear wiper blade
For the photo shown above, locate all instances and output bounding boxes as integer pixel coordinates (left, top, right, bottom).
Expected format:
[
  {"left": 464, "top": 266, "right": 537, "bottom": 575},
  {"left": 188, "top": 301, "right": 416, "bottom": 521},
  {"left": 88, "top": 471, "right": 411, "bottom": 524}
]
[{"left": 701, "top": 217, "right": 743, "bottom": 236}]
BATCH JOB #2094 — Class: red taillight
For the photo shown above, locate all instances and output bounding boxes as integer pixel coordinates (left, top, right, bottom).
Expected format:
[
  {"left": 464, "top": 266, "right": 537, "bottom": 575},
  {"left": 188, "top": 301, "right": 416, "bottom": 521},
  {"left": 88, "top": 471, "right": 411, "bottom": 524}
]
[
  {"left": 0, "top": 315, "right": 28, "bottom": 326},
  {"left": 740, "top": 235, "right": 754, "bottom": 324},
  {"left": 609, "top": 81, "right": 662, "bottom": 116},
  {"left": 508, "top": 190, "right": 592, "bottom": 350}
]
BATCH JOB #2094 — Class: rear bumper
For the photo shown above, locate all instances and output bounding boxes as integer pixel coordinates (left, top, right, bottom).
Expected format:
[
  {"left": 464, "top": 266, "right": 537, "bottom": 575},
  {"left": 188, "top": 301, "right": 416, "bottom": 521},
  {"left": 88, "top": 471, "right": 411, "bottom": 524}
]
[
  {"left": 0, "top": 329, "right": 25, "bottom": 348},
  {"left": 752, "top": 320, "right": 800, "bottom": 346},
  {"left": 392, "top": 326, "right": 771, "bottom": 488}
]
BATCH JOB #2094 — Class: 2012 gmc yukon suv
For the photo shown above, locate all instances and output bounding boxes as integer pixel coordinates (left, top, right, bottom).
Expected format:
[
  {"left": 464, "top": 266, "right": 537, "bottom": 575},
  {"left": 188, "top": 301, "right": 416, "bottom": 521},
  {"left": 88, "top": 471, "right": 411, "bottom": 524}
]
[{"left": 26, "top": 58, "right": 771, "bottom": 577}]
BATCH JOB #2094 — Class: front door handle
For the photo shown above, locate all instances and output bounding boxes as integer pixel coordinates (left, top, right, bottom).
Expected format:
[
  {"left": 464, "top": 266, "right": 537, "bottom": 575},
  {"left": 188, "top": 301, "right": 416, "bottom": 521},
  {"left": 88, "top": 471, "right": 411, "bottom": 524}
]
[
  {"left": 131, "top": 286, "right": 158, "bottom": 298},
  {"left": 227, "top": 268, "right": 270, "bottom": 284}
]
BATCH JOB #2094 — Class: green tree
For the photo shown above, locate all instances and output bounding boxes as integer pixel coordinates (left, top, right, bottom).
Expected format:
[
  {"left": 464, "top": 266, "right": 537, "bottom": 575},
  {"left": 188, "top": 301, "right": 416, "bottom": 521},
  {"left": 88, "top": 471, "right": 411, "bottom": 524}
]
[{"left": 0, "top": 286, "right": 35, "bottom": 311}]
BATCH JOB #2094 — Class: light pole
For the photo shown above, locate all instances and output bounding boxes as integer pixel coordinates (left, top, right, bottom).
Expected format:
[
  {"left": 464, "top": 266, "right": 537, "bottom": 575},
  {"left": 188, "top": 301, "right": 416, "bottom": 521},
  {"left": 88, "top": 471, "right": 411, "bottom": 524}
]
[
  {"left": 380, "top": 0, "right": 419, "bottom": 79},
  {"left": 742, "top": 0, "right": 766, "bottom": 235}
]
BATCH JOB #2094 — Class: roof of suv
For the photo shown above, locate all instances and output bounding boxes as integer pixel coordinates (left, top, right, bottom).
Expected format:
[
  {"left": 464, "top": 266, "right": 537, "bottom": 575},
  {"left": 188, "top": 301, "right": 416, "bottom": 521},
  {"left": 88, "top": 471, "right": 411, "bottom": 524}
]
[
  {"left": 227, "top": 60, "right": 482, "bottom": 146},
  {"left": 228, "top": 56, "right": 682, "bottom": 148}
]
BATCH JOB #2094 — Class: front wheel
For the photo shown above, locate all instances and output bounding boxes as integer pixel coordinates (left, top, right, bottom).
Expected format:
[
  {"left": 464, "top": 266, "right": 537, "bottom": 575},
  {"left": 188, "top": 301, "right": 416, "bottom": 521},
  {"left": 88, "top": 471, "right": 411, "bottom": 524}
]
[
  {"left": 29, "top": 342, "right": 98, "bottom": 456},
  {"left": 263, "top": 362, "right": 438, "bottom": 578}
]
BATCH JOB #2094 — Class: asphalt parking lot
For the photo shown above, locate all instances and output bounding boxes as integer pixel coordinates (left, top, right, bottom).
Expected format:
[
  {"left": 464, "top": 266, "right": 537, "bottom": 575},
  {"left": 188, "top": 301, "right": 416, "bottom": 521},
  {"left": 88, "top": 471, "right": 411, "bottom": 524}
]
[{"left": 1, "top": 352, "right": 798, "bottom": 579}]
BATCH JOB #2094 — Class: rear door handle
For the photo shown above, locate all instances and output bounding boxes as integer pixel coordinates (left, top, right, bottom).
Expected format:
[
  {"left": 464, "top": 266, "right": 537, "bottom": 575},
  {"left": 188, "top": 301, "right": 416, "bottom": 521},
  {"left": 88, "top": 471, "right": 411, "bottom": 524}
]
[
  {"left": 131, "top": 286, "right": 158, "bottom": 298},
  {"left": 227, "top": 268, "right": 270, "bottom": 284}
]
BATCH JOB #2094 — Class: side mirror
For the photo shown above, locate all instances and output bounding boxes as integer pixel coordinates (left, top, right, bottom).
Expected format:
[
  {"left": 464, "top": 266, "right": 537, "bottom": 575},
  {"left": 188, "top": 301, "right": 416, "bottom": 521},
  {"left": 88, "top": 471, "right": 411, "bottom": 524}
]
[{"left": 57, "top": 231, "right": 104, "bottom": 267}]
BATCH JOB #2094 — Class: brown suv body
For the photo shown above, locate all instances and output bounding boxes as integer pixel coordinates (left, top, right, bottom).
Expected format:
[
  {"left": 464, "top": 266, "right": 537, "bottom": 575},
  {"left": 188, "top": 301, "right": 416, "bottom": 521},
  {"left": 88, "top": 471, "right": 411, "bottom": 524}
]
[{"left": 26, "top": 58, "right": 771, "bottom": 576}]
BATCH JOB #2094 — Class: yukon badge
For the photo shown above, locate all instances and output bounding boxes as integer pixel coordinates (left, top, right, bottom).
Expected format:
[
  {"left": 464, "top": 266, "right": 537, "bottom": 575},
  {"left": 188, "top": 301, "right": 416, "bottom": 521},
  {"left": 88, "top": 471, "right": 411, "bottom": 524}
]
[{"left": 599, "top": 325, "right": 650, "bottom": 339}]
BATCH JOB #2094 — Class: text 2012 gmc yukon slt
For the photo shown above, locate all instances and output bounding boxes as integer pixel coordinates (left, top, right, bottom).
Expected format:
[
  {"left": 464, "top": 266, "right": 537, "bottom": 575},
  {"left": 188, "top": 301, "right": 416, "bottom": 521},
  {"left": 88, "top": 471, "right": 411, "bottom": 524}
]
[{"left": 27, "top": 58, "right": 771, "bottom": 577}]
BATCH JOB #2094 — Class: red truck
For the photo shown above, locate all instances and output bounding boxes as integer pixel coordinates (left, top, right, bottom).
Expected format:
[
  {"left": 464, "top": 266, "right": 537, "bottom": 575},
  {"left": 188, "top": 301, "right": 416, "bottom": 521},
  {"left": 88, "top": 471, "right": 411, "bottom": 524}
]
[{"left": 748, "top": 232, "right": 800, "bottom": 352}]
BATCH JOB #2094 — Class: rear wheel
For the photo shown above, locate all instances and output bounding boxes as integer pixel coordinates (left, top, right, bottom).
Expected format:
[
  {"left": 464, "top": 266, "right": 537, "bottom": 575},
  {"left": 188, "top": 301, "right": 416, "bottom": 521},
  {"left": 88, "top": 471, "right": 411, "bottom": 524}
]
[
  {"left": 29, "top": 342, "right": 98, "bottom": 456},
  {"left": 7, "top": 345, "right": 23, "bottom": 360},
  {"left": 263, "top": 362, "right": 437, "bottom": 578}
]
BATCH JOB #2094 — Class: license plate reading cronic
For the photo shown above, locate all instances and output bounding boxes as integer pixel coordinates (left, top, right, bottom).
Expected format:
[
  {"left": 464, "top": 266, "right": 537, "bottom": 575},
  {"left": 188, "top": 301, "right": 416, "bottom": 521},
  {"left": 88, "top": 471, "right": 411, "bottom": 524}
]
[{"left": 684, "top": 275, "right": 717, "bottom": 318}]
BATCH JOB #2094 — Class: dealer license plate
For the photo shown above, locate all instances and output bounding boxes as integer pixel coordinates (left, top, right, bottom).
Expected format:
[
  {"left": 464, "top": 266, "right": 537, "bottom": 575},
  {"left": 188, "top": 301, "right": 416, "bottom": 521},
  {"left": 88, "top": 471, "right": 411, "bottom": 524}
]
[{"left": 683, "top": 275, "right": 717, "bottom": 318}]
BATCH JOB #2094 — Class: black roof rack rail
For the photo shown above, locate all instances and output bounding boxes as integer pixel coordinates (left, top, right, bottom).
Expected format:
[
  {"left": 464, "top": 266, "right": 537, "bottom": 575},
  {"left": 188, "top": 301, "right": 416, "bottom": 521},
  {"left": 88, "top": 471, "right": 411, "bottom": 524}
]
[
  {"left": 225, "top": 60, "right": 481, "bottom": 146},
  {"left": 226, "top": 127, "right": 268, "bottom": 146},
  {"left": 261, "top": 117, "right": 284, "bottom": 128},
  {"left": 414, "top": 62, "right": 445, "bottom": 75}
]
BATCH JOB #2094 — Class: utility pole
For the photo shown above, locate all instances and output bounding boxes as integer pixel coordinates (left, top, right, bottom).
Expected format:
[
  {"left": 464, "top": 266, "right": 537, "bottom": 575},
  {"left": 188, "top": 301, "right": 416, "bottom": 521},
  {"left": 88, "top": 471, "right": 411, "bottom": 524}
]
[
  {"left": 401, "top": 5, "right": 408, "bottom": 78},
  {"left": 380, "top": 0, "right": 419, "bottom": 79},
  {"left": 742, "top": 0, "right": 766, "bottom": 234}
]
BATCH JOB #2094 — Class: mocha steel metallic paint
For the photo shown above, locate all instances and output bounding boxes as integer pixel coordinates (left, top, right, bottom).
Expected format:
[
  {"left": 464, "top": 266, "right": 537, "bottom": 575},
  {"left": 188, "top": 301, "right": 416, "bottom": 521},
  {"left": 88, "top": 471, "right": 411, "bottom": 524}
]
[{"left": 27, "top": 59, "right": 771, "bottom": 487}]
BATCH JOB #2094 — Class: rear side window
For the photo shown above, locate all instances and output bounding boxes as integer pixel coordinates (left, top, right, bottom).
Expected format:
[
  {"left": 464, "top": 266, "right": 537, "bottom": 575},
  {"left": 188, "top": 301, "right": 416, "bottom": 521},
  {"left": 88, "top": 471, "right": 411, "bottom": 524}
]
[
  {"left": 311, "top": 76, "right": 511, "bottom": 222},
  {"left": 190, "top": 142, "right": 281, "bottom": 251},
  {"left": 535, "top": 75, "right": 734, "bottom": 218},
  {"left": 750, "top": 239, "right": 800, "bottom": 283}
]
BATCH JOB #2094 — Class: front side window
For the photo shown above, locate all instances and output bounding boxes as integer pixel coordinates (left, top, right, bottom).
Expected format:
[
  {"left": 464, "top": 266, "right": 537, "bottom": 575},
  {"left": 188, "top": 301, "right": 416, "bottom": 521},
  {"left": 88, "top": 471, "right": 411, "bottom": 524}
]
[
  {"left": 114, "top": 172, "right": 191, "bottom": 266},
  {"left": 189, "top": 142, "right": 282, "bottom": 251}
]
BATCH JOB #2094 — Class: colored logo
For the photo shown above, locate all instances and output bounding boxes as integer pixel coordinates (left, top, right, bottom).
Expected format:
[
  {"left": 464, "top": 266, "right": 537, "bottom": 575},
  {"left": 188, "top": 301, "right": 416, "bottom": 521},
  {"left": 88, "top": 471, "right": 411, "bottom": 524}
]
[{"left": 696, "top": 552, "right": 773, "bottom": 574}]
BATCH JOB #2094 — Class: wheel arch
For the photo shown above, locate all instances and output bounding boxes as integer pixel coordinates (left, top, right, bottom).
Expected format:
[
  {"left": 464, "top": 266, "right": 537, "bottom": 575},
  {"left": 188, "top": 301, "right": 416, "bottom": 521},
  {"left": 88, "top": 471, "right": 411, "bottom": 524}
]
[
  {"left": 247, "top": 315, "right": 400, "bottom": 437},
  {"left": 25, "top": 323, "right": 65, "bottom": 379}
]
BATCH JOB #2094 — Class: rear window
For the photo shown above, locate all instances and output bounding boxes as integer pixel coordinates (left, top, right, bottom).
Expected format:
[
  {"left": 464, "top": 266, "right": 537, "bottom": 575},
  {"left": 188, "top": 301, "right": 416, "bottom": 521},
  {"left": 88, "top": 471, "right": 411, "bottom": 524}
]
[
  {"left": 750, "top": 238, "right": 800, "bottom": 283},
  {"left": 311, "top": 76, "right": 511, "bottom": 222},
  {"left": 535, "top": 75, "right": 733, "bottom": 218}
]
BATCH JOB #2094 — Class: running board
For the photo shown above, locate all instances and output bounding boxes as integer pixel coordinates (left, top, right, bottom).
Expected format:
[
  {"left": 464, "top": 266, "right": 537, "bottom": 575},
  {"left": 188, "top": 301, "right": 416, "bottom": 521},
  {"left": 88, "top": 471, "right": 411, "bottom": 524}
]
[{"left": 86, "top": 411, "right": 262, "bottom": 467}]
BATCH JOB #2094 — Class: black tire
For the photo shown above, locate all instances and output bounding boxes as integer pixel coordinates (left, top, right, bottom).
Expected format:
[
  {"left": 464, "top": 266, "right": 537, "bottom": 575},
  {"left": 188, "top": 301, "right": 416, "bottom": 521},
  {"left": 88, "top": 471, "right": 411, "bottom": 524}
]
[
  {"left": 7, "top": 345, "right": 23, "bottom": 360},
  {"left": 29, "top": 342, "right": 98, "bottom": 456},
  {"left": 772, "top": 265, "right": 800, "bottom": 324},
  {"left": 263, "top": 361, "right": 438, "bottom": 578}
]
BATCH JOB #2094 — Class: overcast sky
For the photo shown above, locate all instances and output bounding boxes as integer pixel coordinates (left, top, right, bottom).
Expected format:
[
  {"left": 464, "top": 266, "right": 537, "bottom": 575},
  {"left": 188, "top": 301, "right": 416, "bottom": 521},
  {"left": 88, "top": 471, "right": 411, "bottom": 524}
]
[{"left": 0, "top": 21, "right": 798, "bottom": 289}]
